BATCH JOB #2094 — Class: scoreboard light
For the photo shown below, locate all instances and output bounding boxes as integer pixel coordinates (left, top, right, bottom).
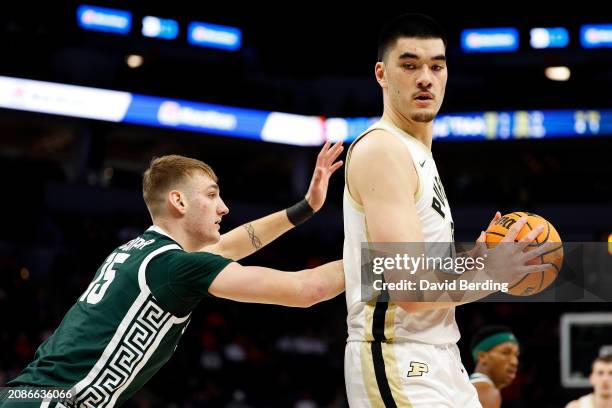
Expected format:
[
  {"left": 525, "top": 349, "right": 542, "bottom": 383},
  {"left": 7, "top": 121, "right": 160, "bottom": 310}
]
[
  {"left": 530, "top": 27, "right": 569, "bottom": 49},
  {"left": 581, "top": 24, "right": 612, "bottom": 48},
  {"left": 142, "top": 16, "right": 179, "bottom": 40},
  {"left": 187, "top": 22, "right": 242, "bottom": 51},
  {"left": 77, "top": 4, "right": 131, "bottom": 35},
  {"left": 461, "top": 28, "right": 519, "bottom": 53}
]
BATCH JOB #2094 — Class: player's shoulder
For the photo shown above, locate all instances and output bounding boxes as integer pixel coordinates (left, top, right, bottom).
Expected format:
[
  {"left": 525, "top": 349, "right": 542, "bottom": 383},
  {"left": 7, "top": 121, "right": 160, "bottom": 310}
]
[
  {"left": 153, "top": 247, "right": 228, "bottom": 264},
  {"left": 473, "top": 379, "right": 496, "bottom": 391},
  {"left": 564, "top": 400, "right": 580, "bottom": 408},
  {"left": 473, "top": 381, "right": 501, "bottom": 406},
  {"left": 349, "top": 128, "right": 414, "bottom": 167},
  {"left": 351, "top": 128, "right": 405, "bottom": 153}
]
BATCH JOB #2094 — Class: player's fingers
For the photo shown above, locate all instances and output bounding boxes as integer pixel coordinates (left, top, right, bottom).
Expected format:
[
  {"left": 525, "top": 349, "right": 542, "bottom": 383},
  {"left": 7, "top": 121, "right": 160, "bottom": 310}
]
[
  {"left": 501, "top": 217, "right": 527, "bottom": 243},
  {"left": 318, "top": 141, "right": 331, "bottom": 160},
  {"left": 323, "top": 142, "right": 342, "bottom": 165},
  {"left": 522, "top": 241, "right": 559, "bottom": 262},
  {"left": 328, "top": 142, "right": 344, "bottom": 162},
  {"left": 329, "top": 161, "right": 344, "bottom": 174},
  {"left": 516, "top": 224, "right": 545, "bottom": 251},
  {"left": 487, "top": 211, "right": 502, "bottom": 230},
  {"left": 524, "top": 263, "right": 555, "bottom": 274}
]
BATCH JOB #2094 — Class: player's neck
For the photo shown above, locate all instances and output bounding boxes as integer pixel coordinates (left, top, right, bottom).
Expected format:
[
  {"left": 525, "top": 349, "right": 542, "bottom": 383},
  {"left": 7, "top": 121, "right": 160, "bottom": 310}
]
[
  {"left": 381, "top": 108, "right": 433, "bottom": 150},
  {"left": 153, "top": 220, "right": 202, "bottom": 252},
  {"left": 594, "top": 393, "right": 612, "bottom": 408},
  {"left": 474, "top": 365, "right": 499, "bottom": 388}
]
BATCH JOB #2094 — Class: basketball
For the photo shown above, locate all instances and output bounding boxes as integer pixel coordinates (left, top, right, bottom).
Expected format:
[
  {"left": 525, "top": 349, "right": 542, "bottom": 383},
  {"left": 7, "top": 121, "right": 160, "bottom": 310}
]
[{"left": 485, "top": 212, "right": 563, "bottom": 296}]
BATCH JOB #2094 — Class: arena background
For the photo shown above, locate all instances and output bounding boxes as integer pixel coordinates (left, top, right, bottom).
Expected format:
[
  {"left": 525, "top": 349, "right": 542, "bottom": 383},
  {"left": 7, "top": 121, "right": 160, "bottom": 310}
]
[{"left": 1, "top": 4, "right": 611, "bottom": 407}]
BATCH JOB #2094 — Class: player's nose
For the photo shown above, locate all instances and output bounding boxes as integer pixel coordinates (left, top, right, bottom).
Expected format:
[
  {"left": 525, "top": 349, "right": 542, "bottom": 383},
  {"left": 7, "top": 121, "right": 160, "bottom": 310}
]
[
  {"left": 218, "top": 197, "right": 229, "bottom": 216},
  {"left": 416, "top": 67, "right": 433, "bottom": 89}
]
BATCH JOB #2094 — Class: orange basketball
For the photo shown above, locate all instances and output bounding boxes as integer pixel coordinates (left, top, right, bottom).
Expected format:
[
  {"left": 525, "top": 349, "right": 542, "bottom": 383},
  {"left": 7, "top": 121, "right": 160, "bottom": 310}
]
[{"left": 485, "top": 212, "right": 563, "bottom": 296}]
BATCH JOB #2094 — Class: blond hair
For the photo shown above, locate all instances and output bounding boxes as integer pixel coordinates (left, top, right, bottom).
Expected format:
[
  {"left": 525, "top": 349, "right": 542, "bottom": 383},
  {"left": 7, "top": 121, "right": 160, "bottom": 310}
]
[{"left": 143, "top": 155, "right": 217, "bottom": 218}]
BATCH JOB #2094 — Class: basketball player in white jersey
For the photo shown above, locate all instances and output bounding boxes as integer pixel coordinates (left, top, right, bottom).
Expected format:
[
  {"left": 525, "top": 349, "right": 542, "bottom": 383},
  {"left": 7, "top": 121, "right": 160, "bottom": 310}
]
[
  {"left": 566, "top": 353, "right": 612, "bottom": 408},
  {"left": 342, "top": 13, "right": 552, "bottom": 407}
]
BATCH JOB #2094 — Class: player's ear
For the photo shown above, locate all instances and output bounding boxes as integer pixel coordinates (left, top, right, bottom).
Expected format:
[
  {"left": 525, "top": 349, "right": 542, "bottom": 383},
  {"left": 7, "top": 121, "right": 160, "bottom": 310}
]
[
  {"left": 375, "top": 61, "right": 387, "bottom": 89},
  {"left": 588, "top": 371, "right": 595, "bottom": 387},
  {"left": 168, "top": 190, "right": 188, "bottom": 215}
]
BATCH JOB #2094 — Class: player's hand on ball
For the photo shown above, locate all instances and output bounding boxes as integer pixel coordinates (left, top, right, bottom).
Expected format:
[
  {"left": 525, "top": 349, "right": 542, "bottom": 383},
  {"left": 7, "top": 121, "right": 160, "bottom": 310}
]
[
  {"left": 305, "top": 141, "right": 344, "bottom": 212},
  {"left": 482, "top": 216, "right": 556, "bottom": 285},
  {"left": 467, "top": 211, "right": 502, "bottom": 259}
]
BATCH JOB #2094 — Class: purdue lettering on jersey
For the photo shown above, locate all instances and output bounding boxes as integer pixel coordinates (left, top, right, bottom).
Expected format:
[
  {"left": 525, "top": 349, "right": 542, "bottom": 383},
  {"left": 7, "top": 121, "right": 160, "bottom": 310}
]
[
  {"left": 343, "top": 119, "right": 459, "bottom": 344},
  {"left": 407, "top": 362, "right": 429, "bottom": 377},
  {"left": 432, "top": 175, "right": 448, "bottom": 219}
]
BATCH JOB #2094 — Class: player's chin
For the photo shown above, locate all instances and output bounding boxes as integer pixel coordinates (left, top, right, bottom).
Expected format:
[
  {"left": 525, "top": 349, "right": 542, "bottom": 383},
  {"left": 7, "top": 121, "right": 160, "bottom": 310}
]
[
  {"left": 205, "top": 228, "right": 221, "bottom": 243},
  {"left": 410, "top": 110, "right": 437, "bottom": 123},
  {"left": 504, "top": 371, "right": 517, "bottom": 384}
]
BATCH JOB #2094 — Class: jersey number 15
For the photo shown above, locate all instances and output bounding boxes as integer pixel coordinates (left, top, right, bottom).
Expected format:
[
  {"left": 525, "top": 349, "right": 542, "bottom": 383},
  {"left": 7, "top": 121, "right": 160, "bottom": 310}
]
[{"left": 79, "top": 252, "right": 130, "bottom": 305}]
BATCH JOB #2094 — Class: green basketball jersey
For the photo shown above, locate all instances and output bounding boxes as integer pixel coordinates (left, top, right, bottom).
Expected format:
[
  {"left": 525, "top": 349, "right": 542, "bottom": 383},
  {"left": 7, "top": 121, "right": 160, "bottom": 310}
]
[{"left": 7, "top": 226, "right": 232, "bottom": 408}]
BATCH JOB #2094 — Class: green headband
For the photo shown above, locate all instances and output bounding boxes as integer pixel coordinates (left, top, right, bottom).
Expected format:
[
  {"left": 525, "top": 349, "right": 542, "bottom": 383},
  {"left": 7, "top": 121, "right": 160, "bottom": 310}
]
[{"left": 472, "top": 332, "right": 518, "bottom": 362}]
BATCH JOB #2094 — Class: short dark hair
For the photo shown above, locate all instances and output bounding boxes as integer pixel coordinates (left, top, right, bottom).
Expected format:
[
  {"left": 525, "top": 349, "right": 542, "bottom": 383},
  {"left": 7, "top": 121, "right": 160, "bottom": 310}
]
[
  {"left": 377, "top": 13, "right": 447, "bottom": 62},
  {"left": 595, "top": 355, "right": 612, "bottom": 364},
  {"left": 470, "top": 325, "right": 515, "bottom": 352}
]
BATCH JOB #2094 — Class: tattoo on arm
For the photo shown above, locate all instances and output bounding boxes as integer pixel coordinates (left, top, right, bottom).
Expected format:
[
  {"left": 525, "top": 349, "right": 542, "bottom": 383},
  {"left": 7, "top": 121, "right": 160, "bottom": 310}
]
[{"left": 244, "top": 223, "right": 262, "bottom": 250}]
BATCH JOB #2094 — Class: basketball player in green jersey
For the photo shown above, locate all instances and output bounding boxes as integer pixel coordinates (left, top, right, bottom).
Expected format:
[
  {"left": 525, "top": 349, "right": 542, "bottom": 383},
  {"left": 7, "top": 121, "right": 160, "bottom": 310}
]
[
  {"left": 469, "top": 326, "right": 520, "bottom": 408},
  {"left": 566, "top": 352, "right": 612, "bottom": 408},
  {"left": 2, "top": 142, "right": 345, "bottom": 408}
]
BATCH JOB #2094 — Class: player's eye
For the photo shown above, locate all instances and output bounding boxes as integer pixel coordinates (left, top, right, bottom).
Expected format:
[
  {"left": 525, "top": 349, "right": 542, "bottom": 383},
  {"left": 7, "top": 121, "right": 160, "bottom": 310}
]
[
  {"left": 403, "top": 63, "right": 416, "bottom": 70},
  {"left": 432, "top": 65, "right": 445, "bottom": 71}
]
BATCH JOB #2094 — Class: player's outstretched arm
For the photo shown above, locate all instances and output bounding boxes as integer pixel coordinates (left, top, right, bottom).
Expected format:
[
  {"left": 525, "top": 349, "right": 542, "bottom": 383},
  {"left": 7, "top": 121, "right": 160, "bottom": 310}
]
[
  {"left": 208, "top": 260, "right": 345, "bottom": 307},
  {"left": 201, "top": 141, "right": 343, "bottom": 260}
]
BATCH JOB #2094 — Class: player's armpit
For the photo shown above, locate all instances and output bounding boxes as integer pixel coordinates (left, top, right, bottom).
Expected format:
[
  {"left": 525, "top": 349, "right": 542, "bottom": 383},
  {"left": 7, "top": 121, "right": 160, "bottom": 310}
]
[
  {"left": 208, "top": 261, "right": 344, "bottom": 307},
  {"left": 348, "top": 130, "right": 424, "bottom": 243},
  {"left": 474, "top": 382, "right": 502, "bottom": 408}
]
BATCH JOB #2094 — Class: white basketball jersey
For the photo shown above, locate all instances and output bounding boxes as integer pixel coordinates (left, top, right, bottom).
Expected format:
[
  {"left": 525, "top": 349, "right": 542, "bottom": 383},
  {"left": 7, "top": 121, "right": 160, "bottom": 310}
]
[
  {"left": 343, "top": 119, "right": 459, "bottom": 344},
  {"left": 577, "top": 394, "right": 594, "bottom": 408}
]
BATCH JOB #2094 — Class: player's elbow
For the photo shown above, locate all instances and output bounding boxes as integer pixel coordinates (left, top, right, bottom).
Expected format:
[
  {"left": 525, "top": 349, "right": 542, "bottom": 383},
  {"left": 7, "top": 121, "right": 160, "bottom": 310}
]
[{"left": 295, "top": 274, "right": 326, "bottom": 308}]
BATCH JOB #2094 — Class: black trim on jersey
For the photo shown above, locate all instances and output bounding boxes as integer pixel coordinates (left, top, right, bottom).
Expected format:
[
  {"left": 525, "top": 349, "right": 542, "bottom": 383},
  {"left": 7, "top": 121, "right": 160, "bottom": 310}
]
[
  {"left": 371, "top": 341, "right": 398, "bottom": 408},
  {"left": 370, "top": 295, "right": 397, "bottom": 407},
  {"left": 372, "top": 299, "right": 389, "bottom": 342}
]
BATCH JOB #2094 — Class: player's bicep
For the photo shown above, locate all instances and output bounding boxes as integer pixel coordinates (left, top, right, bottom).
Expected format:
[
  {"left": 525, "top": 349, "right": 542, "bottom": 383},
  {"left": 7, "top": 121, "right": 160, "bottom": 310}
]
[
  {"left": 349, "top": 133, "right": 423, "bottom": 242},
  {"left": 208, "top": 263, "right": 307, "bottom": 307},
  {"left": 147, "top": 250, "right": 233, "bottom": 315}
]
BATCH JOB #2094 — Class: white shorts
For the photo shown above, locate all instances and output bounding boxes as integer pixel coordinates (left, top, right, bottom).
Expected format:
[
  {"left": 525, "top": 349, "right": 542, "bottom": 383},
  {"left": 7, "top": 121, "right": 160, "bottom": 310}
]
[{"left": 345, "top": 341, "right": 482, "bottom": 408}]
